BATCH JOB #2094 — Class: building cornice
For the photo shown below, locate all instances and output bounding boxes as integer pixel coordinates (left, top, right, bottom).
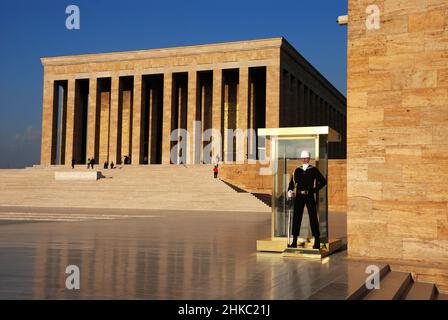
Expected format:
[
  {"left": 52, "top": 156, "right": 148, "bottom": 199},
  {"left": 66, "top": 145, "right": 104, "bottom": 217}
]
[{"left": 41, "top": 37, "right": 283, "bottom": 66}]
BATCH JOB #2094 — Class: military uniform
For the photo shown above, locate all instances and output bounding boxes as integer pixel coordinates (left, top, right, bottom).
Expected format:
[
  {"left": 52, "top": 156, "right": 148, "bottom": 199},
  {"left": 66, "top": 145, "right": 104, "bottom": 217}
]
[{"left": 288, "top": 163, "right": 327, "bottom": 248}]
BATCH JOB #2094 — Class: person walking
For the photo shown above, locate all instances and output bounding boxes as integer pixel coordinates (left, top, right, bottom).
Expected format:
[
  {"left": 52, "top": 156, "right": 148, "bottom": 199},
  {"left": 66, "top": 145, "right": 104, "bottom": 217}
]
[
  {"left": 287, "top": 150, "right": 327, "bottom": 250},
  {"left": 71, "top": 158, "right": 75, "bottom": 169}
]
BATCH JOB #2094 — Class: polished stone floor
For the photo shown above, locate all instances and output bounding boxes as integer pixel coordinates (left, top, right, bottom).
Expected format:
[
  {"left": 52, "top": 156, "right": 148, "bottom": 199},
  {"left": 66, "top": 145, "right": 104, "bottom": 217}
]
[{"left": 0, "top": 207, "right": 350, "bottom": 299}]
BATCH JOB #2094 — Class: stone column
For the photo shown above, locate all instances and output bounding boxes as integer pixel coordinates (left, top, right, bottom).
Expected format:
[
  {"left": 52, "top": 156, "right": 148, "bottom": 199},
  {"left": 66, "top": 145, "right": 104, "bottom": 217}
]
[
  {"left": 147, "top": 86, "right": 154, "bottom": 164},
  {"left": 200, "top": 83, "right": 206, "bottom": 163},
  {"left": 187, "top": 70, "right": 197, "bottom": 164},
  {"left": 283, "top": 70, "right": 290, "bottom": 127},
  {"left": 310, "top": 90, "right": 314, "bottom": 126},
  {"left": 40, "top": 77, "right": 57, "bottom": 166},
  {"left": 65, "top": 79, "right": 76, "bottom": 166},
  {"left": 247, "top": 79, "right": 257, "bottom": 160},
  {"left": 174, "top": 79, "right": 188, "bottom": 164},
  {"left": 98, "top": 85, "right": 111, "bottom": 165},
  {"left": 176, "top": 85, "right": 181, "bottom": 148},
  {"left": 322, "top": 100, "right": 326, "bottom": 126},
  {"left": 223, "top": 81, "right": 229, "bottom": 162},
  {"left": 316, "top": 96, "right": 320, "bottom": 126},
  {"left": 131, "top": 74, "right": 142, "bottom": 164},
  {"left": 212, "top": 69, "right": 222, "bottom": 163},
  {"left": 249, "top": 80, "right": 255, "bottom": 130},
  {"left": 317, "top": 95, "right": 321, "bottom": 126},
  {"left": 109, "top": 77, "right": 120, "bottom": 164},
  {"left": 303, "top": 86, "right": 308, "bottom": 126},
  {"left": 265, "top": 65, "right": 280, "bottom": 159},
  {"left": 322, "top": 99, "right": 327, "bottom": 126},
  {"left": 317, "top": 97, "right": 322, "bottom": 126},
  {"left": 310, "top": 91, "right": 315, "bottom": 126},
  {"left": 291, "top": 76, "right": 297, "bottom": 126},
  {"left": 162, "top": 72, "right": 173, "bottom": 164},
  {"left": 330, "top": 106, "right": 337, "bottom": 130},
  {"left": 121, "top": 86, "right": 132, "bottom": 163},
  {"left": 59, "top": 84, "right": 68, "bottom": 164},
  {"left": 298, "top": 81, "right": 305, "bottom": 126},
  {"left": 87, "top": 78, "right": 97, "bottom": 162},
  {"left": 237, "top": 67, "right": 249, "bottom": 163}
]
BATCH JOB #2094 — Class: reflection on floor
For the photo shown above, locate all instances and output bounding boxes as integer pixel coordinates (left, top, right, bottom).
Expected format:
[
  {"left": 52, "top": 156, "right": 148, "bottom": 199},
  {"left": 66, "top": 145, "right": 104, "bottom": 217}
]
[{"left": 0, "top": 207, "right": 353, "bottom": 299}]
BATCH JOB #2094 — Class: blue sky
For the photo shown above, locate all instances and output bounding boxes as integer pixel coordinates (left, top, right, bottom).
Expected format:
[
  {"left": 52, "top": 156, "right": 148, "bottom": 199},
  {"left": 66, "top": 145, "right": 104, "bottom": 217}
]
[{"left": 0, "top": 0, "right": 347, "bottom": 168}]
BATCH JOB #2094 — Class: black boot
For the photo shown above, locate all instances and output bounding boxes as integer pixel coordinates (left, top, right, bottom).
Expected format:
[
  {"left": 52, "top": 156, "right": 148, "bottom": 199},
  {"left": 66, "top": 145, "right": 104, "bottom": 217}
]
[
  {"left": 289, "top": 236, "right": 298, "bottom": 248},
  {"left": 313, "top": 238, "right": 320, "bottom": 250}
]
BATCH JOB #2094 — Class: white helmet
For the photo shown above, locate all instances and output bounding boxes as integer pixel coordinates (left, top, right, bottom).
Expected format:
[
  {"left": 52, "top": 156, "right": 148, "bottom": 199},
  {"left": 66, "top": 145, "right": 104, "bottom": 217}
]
[{"left": 300, "top": 150, "right": 311, "bottom": 158}]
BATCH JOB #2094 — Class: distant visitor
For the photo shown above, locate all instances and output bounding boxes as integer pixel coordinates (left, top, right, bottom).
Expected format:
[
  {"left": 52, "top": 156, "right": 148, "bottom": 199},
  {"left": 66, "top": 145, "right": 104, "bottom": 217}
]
[{"left": 213, "top": 165, "right": 219, "bottom": 179}]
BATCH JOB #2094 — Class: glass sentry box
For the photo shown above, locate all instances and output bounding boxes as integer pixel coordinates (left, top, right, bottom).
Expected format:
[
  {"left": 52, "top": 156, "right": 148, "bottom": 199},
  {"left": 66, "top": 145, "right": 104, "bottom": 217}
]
[{"left": 256, "top": 126, "right": 342, "bottom": 258}]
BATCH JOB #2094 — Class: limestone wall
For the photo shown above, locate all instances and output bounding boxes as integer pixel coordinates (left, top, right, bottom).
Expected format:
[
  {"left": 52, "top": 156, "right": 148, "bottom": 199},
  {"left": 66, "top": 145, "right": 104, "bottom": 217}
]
[
  {"left": 347, "top": 0, "right": 448, "bottom": 269},
  {"left": 328, "top": 160, "right": 347, "bottom": 212}
]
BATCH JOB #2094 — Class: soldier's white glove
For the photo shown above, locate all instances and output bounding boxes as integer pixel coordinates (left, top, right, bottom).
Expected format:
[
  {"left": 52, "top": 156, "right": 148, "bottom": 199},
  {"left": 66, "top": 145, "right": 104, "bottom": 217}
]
[{"left": 287, "top": 190, "right": 294, "bottom": 199}]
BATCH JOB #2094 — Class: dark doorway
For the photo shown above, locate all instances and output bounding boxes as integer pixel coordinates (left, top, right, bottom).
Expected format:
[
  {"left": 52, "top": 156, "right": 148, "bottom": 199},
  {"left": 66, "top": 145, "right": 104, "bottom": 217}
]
[
  {"left": 249, "top": 67, "right": 266, "bottom": 161},
  {"left": 142, "top": 74, "right": 164, "bottom": 164},
  {"left": 74, "top": 79, "right": 89, "bottom": 164},
  {"left": 54, "top": 80, "right": 68, "bottom": 165}
]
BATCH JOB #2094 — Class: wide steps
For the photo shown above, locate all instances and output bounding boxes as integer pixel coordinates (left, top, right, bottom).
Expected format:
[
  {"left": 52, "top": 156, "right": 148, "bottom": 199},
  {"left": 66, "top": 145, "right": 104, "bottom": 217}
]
[
  {"left": 436, "top": 293, "right": 448, "bottom": 300},
  {"left": 364, "top": 271, "right": 412, "bottom": 300},
  {"left": 405, "top": 282, "right": 436, "bottom": 300},
  {"left": 308, "top": 262, "right": 390, "bottom": 300},
  {"left": 0, "top": 166, "right": 270, "bottom": 212},
  {"left": 310, "top": 262, "right": 445, "bottom": 300}
]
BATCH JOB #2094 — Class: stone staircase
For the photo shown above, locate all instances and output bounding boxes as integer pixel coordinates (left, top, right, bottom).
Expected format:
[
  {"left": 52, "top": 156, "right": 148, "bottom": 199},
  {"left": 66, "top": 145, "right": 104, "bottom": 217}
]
[
  {"left": 0, "top": 165, "right": 271, "bottom": 212},
  {"left": 309, "top": 263, "right": 448, "bottom": 300}
]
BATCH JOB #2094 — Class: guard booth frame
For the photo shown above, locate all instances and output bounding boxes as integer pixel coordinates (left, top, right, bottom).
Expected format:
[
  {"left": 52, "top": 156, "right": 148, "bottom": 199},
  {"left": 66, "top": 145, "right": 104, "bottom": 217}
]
[{"left": 256, "top": 126, "right": 342, "bottom": 259}]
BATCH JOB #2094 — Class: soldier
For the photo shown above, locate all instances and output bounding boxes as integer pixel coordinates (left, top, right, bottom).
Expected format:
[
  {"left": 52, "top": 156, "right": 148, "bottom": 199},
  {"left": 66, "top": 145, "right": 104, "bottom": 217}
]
[{"left": 287, "top": 150, "right": 327, "bottom": 249}]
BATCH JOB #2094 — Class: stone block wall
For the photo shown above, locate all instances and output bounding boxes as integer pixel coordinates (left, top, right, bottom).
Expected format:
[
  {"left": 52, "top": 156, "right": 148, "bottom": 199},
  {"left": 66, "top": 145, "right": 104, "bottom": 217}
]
[{"left": 347, "top": 0, "right": 448, "bottom": 269}]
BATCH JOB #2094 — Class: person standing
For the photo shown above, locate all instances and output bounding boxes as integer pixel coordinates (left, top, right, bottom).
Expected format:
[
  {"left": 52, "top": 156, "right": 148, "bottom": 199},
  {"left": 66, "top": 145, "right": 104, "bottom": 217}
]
[
  {"left": 71, "top": 158, "right": 75, "bottom": 169},
  {"left": 87, "top": 158, "right": 90, "bottom": 169},
  {"left": 287, "top": 150, "right": 327, "bottom": 250},
  {"left": 213, "top": 165, "right": 218, "bottom": 179}
]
